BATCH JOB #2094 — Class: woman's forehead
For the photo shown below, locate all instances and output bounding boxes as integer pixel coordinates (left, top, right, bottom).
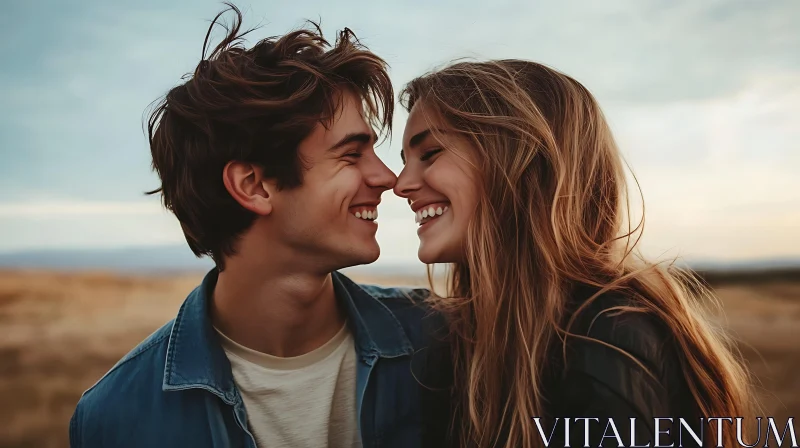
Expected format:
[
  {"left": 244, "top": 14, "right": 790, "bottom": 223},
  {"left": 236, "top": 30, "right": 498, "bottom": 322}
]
[{"left": 403, "top": 103, "right": 444, "bottom": 145}]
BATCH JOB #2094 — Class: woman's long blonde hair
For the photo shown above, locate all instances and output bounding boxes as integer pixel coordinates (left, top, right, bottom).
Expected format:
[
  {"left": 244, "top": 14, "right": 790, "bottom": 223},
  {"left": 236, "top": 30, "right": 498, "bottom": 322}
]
[{"left": 401, "top": 60, "right": 758, "bottom": 448}]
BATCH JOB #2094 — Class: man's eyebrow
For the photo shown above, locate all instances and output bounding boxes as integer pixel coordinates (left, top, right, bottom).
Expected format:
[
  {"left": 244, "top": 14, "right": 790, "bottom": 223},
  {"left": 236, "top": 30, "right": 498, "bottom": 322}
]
[{"left": 328, "top": 131, "right": 377, "bottom": 151}]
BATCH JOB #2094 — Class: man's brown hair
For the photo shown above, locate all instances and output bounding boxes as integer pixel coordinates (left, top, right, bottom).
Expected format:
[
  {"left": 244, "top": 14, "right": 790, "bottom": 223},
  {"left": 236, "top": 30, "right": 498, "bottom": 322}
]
[{"left": 145, "top": 3, "right": 393, "bottom": 269}]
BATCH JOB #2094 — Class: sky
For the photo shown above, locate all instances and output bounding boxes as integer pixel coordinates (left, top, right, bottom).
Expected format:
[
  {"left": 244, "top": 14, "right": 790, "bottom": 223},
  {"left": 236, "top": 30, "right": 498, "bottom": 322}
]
[{"left": 1, "top": 0, "right": 798, "bottom": 265}]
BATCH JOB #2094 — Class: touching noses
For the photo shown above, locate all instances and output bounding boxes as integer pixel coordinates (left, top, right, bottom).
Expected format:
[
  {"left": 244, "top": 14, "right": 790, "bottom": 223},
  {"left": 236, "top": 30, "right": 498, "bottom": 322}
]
[{"left": 393, "top": 165, "right": 422, "bottom": 200}]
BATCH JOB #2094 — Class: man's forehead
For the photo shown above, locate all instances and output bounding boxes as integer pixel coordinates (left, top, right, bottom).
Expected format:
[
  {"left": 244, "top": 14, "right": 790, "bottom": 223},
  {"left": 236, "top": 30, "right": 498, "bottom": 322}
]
[{"left": 324, "top": 93, "right": 372, "bottom": 140}]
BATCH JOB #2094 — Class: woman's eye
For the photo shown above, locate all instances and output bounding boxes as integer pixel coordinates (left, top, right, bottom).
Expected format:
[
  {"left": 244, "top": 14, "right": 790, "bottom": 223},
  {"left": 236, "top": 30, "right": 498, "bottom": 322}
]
[
  {"left": 420, "top": 148, "right": 442, "bottom": 162},
  {"left": 344, "top": 152, "right": 362, "bottom": 159}
]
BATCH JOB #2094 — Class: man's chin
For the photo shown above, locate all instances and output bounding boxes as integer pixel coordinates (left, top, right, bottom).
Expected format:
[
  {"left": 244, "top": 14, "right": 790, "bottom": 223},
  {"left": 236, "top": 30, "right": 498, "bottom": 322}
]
[
  {"left": 333, "top": 241, "right": 380, "bottom": 270},
  {"left": 355, "top": 243, "right": 380, "bottom": 265}
]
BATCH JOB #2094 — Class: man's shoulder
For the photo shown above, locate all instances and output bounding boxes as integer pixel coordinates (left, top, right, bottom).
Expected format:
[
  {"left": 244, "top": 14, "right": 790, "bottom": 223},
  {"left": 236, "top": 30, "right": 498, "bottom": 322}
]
[
  {"left": 355, "top": 282, "right": 448, "bottom": 347},
  {"left": 355, "top": 281, "right": 453, "bottom": 413},
  {"left": 355, "top": 282, "right": 437, "bottom": 324},
  {"left": 72, "top": 320, "right": 174, "bottom": 429},
  {"left": 84, "top": 319, "right": 174, "bottom": 395},
  {"left": 69, "top": 319, "right": 177, "bottom": 446}
]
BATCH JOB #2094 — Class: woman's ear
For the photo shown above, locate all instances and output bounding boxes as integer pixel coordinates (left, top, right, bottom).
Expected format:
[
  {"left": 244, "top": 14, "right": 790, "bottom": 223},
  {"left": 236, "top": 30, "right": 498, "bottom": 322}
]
[{"left": 222, "top": 161, "right": 274, "bottom": 216}]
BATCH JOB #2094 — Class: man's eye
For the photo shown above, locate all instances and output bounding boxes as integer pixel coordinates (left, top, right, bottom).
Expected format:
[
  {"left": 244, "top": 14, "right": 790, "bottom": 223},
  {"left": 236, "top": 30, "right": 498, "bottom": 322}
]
[
  {"left": 344, "top": 152, "right": 362, "bottom": 159},
  {"left": 420, "top": 148, "right": 442, "bottom": 162}
]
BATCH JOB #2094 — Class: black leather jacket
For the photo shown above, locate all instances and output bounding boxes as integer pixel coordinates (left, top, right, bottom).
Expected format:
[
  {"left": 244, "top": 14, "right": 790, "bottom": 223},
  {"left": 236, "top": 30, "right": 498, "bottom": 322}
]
[
  {"left": 420, "top": 287, "right": 703, "bottom": 448},
  {"left": 540, "top": 288, "right": 702, "bottom": 448}
]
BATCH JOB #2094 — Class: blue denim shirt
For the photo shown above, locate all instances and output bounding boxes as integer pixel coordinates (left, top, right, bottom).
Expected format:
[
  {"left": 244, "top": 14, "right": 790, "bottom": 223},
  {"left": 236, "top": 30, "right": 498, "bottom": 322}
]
[{"left": 69, "top": 269, "right": 450, "bottom": 447}]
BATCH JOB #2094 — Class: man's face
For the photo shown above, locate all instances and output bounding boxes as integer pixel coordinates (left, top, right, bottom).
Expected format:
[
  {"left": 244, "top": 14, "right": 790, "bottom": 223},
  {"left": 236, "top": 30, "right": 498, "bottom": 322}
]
[{"left": 269, "top": 90, "right": 397, "bottom": 271}]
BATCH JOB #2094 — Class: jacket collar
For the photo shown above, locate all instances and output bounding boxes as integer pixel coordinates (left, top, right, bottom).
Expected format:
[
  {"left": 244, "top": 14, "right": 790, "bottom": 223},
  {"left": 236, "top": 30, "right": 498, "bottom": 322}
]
[
  {"left": 331, "top": 270, "right": 414, "bottom": 358},
  {"left": 162, "top": 268, "right": 414, "bottom": 401}
]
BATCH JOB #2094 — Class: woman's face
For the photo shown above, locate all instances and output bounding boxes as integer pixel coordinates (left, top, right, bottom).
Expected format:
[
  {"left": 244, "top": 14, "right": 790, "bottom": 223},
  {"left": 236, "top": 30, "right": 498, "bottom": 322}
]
[{"left": 394, "top": 102, "right": 479, "bottom": 264}]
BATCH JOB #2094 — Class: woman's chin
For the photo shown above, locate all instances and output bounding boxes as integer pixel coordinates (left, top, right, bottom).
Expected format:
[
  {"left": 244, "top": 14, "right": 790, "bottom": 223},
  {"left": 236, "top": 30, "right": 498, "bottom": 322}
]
[
  {"left": 417, "top": 245, "right": 442, "bottom": 265},
  {"left": 417, "top": 243, "right": 461, "bottom": 265},
  {"left": 417, "top": 252, "right": 437, "bottom": 265}
]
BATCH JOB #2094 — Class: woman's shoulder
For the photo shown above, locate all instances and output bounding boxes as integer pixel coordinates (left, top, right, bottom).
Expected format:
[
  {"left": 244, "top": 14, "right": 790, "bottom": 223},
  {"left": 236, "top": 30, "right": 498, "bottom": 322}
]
[
  {"left": 563, "top": 285, "right": 675, "bottom": 373},
  {"left": 542, "top": 286, "right": 700, "bottom": 447},
  {"left": 548, "top": 285, "right": 694, "bottom": 413}
]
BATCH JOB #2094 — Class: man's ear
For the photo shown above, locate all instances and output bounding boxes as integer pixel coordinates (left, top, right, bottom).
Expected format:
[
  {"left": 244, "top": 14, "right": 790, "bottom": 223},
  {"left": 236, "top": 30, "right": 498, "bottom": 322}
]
[{"left": 222, "top": 161, "right": 275, "bottom": 216}]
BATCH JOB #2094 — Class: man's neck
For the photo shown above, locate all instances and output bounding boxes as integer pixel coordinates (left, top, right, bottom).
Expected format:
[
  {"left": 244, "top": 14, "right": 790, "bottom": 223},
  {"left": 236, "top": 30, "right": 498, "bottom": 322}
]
[{"left": 210, "top": 257, "right": 345, "bottom": 358}]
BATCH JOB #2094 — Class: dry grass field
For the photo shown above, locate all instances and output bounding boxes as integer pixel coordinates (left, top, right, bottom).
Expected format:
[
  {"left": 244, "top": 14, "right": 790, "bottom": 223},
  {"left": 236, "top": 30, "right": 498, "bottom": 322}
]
[{"left": 0, "top": 269, "right": 798, "bottom": 448}]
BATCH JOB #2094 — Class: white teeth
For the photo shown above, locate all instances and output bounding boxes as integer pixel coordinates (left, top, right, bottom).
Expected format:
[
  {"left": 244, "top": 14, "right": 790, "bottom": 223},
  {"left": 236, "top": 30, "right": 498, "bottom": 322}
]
[
  {"left": 414, "top": 204, "right": 450, "bottom": 224},
  {"left": 353, "top": 209, "right": 377, "bottom": 220}
]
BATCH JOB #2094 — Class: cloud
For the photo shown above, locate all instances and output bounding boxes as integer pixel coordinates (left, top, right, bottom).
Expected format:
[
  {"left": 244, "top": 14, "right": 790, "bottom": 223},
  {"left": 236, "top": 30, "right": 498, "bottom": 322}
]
[
  {"left": 0, "top": 201, "right": 184, "bottom": 252},
  {"left": 0, "top": 0, "right": 798, "bottom": 261},
  {"left": 609, "top": 73, "right": 800, "bottom": 261},
  {"left": 352, "top": 0, "right": 800, "bottom": 104},
  {"left": 0, "top": 200, "right": 166, "bottom": 217}
]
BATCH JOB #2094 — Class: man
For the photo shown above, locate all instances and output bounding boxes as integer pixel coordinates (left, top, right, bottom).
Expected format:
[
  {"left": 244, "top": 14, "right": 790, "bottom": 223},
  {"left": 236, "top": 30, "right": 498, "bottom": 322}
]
[{"left": 69, "top": 5, "right": 450, "bottom": 447}]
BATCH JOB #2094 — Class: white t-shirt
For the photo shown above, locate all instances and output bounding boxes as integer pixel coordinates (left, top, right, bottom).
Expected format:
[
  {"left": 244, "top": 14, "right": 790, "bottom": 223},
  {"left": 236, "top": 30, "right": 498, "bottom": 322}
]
[{"left": 215, "top": 323, "right": 362, "bottom": 448}]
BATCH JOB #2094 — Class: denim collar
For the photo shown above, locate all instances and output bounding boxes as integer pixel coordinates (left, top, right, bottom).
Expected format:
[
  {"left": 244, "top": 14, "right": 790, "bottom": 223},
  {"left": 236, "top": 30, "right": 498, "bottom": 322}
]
[{"left": 161, "top": 268, "right": 414, "bottom": 403}]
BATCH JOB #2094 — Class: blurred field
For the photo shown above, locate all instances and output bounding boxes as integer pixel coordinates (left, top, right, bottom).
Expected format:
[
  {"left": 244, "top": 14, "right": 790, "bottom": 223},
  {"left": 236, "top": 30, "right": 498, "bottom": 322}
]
[{"left": 0, "top": 269, "right": 798, "bottom": 448}]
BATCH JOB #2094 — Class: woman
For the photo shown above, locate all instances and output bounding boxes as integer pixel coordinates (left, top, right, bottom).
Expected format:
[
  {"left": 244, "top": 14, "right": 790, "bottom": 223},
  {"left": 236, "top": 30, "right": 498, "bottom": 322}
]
[{"left": 395, "top": 60, "right": 759, "bottom": 447}]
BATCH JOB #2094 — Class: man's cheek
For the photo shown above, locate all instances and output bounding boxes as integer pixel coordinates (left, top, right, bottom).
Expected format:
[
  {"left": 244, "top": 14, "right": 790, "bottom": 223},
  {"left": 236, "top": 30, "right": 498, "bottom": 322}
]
[{"left": 337, "top": 173, "right": 363, "bottom": 204}]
